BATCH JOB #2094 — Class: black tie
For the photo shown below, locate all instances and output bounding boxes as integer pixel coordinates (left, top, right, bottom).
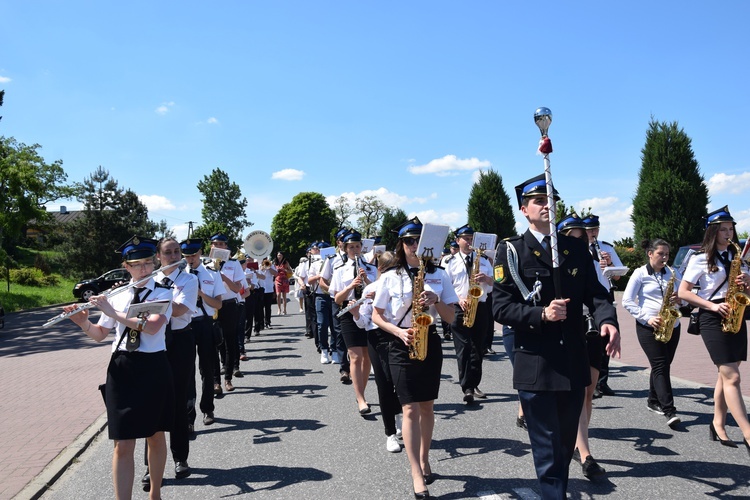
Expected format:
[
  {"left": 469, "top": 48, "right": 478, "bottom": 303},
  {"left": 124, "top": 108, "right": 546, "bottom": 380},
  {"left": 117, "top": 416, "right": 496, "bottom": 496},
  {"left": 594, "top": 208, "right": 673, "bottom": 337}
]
[
  {"left": 465, "top": 254, "right": 472, "bottom": 275},
  {"left": 543, "top": 236, "right": 551, "bottom": 255},
  {"left": 590, "top": 243, "right": 599, "bottom": 261},
  {"left": 125, "top": 287, "right": 146, "bottom": 352}
]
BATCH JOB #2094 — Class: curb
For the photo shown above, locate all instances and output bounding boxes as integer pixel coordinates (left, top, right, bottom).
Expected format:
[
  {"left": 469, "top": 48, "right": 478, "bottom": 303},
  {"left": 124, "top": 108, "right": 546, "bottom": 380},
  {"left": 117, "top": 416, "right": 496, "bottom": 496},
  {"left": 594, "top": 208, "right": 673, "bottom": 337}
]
[{"left": 13, "top": 413, "right": 108, "bottom": 500}]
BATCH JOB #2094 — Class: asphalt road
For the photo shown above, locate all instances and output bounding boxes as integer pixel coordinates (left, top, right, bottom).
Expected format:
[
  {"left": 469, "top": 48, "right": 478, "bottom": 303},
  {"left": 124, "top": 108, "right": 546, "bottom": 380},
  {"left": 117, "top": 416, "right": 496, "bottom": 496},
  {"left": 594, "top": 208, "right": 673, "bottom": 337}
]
[{"left": 35, "top": 308, "right": 750, "bottom": 499}]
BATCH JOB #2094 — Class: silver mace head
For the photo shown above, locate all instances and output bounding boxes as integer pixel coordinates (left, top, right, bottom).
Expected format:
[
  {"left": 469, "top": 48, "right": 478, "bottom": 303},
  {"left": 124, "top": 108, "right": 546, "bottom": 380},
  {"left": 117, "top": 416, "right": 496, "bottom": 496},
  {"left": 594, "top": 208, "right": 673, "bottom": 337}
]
[{"left": 534, "top": 107, "right": 552, "bottom": 137}]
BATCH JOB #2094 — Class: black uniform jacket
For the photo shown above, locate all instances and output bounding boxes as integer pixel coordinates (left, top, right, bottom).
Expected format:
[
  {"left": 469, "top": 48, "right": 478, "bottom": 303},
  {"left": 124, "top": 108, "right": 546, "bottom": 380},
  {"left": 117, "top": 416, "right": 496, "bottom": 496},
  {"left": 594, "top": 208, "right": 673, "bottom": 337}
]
[{"left": 492, "top": 230, "right": 618, "bottom": 392}]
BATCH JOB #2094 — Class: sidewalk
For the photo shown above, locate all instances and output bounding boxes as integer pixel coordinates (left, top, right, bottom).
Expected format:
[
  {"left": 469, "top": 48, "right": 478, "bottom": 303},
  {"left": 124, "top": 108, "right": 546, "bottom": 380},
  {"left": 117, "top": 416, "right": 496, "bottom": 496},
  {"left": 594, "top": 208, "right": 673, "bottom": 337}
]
[{"left": 2, "top": 297, "right": 748, "bottom": 499}]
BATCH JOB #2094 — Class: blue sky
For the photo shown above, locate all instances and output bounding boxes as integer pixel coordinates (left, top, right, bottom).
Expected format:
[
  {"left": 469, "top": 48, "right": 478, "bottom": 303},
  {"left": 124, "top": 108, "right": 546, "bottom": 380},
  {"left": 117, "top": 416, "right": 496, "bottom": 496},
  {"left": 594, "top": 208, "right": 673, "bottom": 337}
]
[{"left": 2, "top": 1, "right": 749, "bottom": 247}]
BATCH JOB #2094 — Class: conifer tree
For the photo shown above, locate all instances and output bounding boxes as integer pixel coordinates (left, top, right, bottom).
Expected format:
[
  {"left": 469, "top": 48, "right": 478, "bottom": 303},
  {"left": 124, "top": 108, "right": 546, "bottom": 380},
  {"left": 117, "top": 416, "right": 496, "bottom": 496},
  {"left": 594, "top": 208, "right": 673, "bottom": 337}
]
[
  {"left": 632, "top": 119, "right": 708, "bottom": 251},
  {"left": 467, "top": 169, "right": 516, "bottom": 239}
]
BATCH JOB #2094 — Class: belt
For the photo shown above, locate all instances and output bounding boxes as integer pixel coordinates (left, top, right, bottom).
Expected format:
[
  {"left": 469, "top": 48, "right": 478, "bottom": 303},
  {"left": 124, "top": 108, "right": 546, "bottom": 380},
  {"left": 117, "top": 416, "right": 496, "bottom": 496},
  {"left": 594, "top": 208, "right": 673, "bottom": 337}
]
[
  {"left": 222, "top": 298, "right": 238, "bottom": 304},
  {"left": 170, "top": 326, "right": 192, "bottom": 334},
  {"left": 191, "top": 315, "right": 209, "bottom": 323}
]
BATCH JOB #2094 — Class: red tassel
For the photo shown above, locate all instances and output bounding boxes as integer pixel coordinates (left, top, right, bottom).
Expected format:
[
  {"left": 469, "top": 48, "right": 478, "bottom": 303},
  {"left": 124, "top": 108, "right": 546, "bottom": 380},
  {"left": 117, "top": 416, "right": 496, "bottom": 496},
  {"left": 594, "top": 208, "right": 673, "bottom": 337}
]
[{"left": 538, "top": 137, "right": 553, "bottom": 154}]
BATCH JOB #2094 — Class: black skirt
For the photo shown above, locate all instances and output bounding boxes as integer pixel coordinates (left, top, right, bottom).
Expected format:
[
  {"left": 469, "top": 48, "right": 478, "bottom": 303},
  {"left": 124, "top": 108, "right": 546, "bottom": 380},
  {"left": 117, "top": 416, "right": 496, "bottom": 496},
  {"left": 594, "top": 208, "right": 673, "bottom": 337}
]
[
  {"left": 388, "top": 327, "right": 442, "bottom": 404},
  {"left": 340, "top": 313, "right": 369, "bottom": 348},
  {"left": 699, "top": 309, "right": 748, "bottom": 365},
  {"left": 586, "top": 332, "right": 603, "bottom": 371},
  {"left": 105, "top": 350, "right": 175, "bottom": 440}
]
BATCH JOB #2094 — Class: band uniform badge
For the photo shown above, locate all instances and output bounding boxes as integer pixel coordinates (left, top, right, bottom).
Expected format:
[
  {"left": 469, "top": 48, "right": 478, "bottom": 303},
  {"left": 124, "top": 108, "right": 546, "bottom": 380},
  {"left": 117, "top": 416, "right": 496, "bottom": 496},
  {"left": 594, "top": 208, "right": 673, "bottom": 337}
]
[{"left": 494, "top": 265, "right": 505, "bottom": 283}]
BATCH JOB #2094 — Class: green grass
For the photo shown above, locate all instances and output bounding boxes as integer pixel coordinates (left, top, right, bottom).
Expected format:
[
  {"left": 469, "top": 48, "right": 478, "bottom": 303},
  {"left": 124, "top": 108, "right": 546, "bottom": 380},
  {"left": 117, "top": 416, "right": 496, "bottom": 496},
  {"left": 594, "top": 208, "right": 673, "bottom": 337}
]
[{"left": 0, "top": 277, "right": 79, "bottom": 313}]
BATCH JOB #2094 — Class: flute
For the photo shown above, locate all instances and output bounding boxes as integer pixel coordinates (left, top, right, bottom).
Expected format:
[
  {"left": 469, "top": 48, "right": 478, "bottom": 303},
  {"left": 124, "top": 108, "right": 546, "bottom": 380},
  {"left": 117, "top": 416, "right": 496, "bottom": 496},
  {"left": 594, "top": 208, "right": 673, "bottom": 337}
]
[
  {"left": 336, "top": 296, "right": 368, "bottom": 318},
  {"left": 43, "top": 259, "right": 186, "bottom": 328}
]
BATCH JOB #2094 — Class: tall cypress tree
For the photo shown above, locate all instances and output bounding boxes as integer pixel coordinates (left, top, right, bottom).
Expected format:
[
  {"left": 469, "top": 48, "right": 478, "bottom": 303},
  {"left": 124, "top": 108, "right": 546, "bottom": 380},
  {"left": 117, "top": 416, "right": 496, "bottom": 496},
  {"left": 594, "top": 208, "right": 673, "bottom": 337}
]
[
  {"left": 632, "top": 119, "right": 708, "bottom": 252},
  {"left": 467, "top": 169, "right": 516, "bottom": 239}
]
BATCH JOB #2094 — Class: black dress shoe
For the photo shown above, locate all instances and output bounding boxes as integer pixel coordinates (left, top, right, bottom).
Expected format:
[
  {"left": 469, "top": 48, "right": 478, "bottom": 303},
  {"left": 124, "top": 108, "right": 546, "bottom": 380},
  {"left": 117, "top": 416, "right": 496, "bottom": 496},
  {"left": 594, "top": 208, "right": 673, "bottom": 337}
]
[
  {"left": 592, "top": 387, "right": 603, "bottom": 399},
  {"left": 414, "top": 489, "right": 430, "bottom": 499},
  {"left": 598, "top": 384, "right": 615, "bottom": 396},
  {"left": 423, "top": 472, "right": 435, "bottom": 485},
  {"left": 473, "top": 387, "right": 487, "bottom": 399},
  {"left": 175, "top": 461, "right": 192, "bottom": 479},
  {"left": 233, "top": 369, "right": 244, "bottom": 378},
  {"left": 581, "top": 455, "right": 606, "bottom": 479},
  {"left": 203, "top": 412, "right": 215, "bottom": 425},
  {"left": 141, "top": 469, "right": 150, "bottom": 492},
  {"left": 463, "top": 388, "right": 474, "bottom": 404},
  {"left": 516, "top": 416, "right": 527, "bottom": 430},
  {"left": 709, "top": 422, "right": 738, "bottom": 448},
  {"left": 340, "top": 371, "right": 352, "bottom": 384}
]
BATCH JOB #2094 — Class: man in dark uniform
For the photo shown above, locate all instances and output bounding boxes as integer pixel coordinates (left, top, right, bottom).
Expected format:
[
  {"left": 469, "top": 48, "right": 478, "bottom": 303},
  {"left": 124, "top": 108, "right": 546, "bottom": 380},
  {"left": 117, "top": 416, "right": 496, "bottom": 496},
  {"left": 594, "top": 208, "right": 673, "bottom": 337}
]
[{"left": 492, "top": 174, "right": 620, "bottom": 499}]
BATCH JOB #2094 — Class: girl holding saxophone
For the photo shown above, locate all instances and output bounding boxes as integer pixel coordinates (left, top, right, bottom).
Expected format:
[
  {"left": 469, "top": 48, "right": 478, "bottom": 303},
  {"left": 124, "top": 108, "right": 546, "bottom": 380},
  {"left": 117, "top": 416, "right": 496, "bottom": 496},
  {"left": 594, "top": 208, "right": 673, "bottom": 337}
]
[
  {"left": 677, "top": 206, "right": 750, "bottom": 456},
  {"left": 622, "top": 239, "right": 682, "bottom": 428},
  {"left": 371, "top": 217, "right": 458, "bottom": 499}
]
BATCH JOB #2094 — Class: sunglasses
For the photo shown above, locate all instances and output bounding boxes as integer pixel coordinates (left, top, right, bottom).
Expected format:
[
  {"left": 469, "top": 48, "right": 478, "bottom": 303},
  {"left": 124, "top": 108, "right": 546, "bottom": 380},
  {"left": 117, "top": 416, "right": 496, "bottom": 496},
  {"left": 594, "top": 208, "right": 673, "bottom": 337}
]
[{"left": 401, "top": 237, "right": 419, "bottom": 246}]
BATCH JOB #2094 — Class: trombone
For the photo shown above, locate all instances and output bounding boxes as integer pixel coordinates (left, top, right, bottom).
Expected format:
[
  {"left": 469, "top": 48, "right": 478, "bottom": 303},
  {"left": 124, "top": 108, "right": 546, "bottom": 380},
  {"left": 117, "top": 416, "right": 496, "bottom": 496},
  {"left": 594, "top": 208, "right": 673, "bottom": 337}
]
[{"left": 43, "top": 259, "right": 186, "bottom": 328}]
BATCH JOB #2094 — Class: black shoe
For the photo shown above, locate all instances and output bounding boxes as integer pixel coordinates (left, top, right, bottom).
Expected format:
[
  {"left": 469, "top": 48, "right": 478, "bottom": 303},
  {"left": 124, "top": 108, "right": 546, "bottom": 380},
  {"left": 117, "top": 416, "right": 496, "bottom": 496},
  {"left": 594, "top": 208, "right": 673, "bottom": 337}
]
[
  {"left": 572, "top": 448, "right": 581, "bottom": 463},
  {"left": 463, "top": 388, "right": 474, "bottom": 404},
  {"left": 254, "top": 330, "right": 260, "bottom": 336},
  {"left": 175, "top": 461, "right": 191, "bottom": 479},
  {"left": 665, "top": 411, "right": 681, "bottom": 428},
  {"left": 214, "top": 383, "right": 223, "bottom": 397},
  {"left": 141, "top": 469, "right": 150, "bottom": 492},
  {"left": 709, "top": 422, "right": 738, "bottom": 447},
  {"left": 581, "top": 455, "right": 606, "bottom": 479},
  {"left": 647, "top": 401, "right": 665, "bottom": 415},
  {"left": 188, "top": 423, "right": 196, "bottom": 440},
  {"left": 598, "top": 384, "right": 615, "bottom": 396},
  {"left": 423, "top": 472, "right": 435, "bottom": 485},
  {"left": 266, "top": 324, "right": 273, "bottom": 329},
  {"left": 305, "top": 333, "right": 313, "bottom": 338},
  {"left": 233, "top": 369, "right": 244, "bottom": 378},
  {"left": 473, "top": 387, "right": 487, "bottom": 399},
  {"left": 340, "top": 371, "right": 352, "bottom": 384},
  {"left": 592, "top": 387, "right": 603, "bottom": 399},
  {"left": 516, "top": 416, "right": 527, "bottom": 430},
  {"left": 414, "top": 489, "right": 430, "bottom": 499},
  {"left": 485, "top": 347, "right": 496, "bottom": 355},
  {"left": 203, "top": 412, "right": 215, "bottom": 425}
]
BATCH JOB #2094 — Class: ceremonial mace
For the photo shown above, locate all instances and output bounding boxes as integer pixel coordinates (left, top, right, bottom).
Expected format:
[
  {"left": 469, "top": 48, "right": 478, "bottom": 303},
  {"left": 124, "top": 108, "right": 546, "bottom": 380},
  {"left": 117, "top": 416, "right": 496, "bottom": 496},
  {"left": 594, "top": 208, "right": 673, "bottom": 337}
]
[{"left": 534, "top": 107, "right": 561, "bottom": 298}]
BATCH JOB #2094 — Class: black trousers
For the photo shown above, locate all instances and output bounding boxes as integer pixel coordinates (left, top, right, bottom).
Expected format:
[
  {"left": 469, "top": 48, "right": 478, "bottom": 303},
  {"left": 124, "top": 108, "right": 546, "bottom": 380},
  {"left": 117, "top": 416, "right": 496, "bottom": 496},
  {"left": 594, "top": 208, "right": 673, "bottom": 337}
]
[
  {"left": 188, "top": 317, "right": 215, "bottom": 423},
  {"left": 165, "top": 327, "right": 194, "bottom": 463},
  {"left": 218, "top": 300, "right": 238, "bottom": 382},
  {"left": 520, "top": 387, "right": 585, "bottom": 500},
  {"left": 635, "top": 321, "right": 680, "bottom": 413},
  {"left": 451, "top": 301, "right": 488, "bottom": 391},
  {"left": 331, "top": 301, "right": 350, "bottom": 373},
  {"left": 304, "top": 289, "right": 318, "bottom": 342},
  {"left": 367, "top": 329, "right": 401, "bottom": 436},
  {"left": 263, "top": 292, "right": 274, "bottom": 326},
  {"left": 244, "top": 292, "right": 256, "bottom": 335}
]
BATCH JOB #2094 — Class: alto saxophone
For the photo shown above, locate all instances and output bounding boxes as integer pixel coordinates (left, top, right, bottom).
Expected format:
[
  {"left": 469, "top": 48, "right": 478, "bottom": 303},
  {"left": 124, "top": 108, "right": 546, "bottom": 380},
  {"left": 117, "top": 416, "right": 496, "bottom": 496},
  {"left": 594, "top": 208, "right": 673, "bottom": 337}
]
[
  {"left": 721, "top": 240, "right": 750, "bottom": 334},
  {"left": 409, "top": 250, "right": 434, "bottom": 361},
  {"left": 463, "top": 245, "right": 486, "bottom": 328},
  {"left": 654, "top": 266, "right": 681, "bottom": 343}
]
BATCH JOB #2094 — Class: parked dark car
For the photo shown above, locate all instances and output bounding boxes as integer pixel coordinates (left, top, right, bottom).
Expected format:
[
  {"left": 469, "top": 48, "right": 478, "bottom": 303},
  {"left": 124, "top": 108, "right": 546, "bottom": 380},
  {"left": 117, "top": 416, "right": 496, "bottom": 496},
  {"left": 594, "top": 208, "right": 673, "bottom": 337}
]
[{"left": 73, "top": 268, "right": 131, "bottom": 302}]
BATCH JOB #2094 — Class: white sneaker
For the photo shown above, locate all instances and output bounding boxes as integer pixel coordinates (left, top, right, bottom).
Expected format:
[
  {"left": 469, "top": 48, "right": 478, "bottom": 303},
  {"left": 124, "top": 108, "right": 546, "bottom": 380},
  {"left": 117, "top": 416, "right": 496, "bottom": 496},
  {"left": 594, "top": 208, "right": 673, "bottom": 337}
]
[
  {"left": 331, "top": 352, "right": 341, "bottom": 364},
  {"left": 386, "top": 434, "right": 401, "bottom": 453},
  {"left": 395, "top": 414, "right": 403, "bottom": 439},
  {"left": 320, "top": 352, "right": 331, "bottom": 364}
]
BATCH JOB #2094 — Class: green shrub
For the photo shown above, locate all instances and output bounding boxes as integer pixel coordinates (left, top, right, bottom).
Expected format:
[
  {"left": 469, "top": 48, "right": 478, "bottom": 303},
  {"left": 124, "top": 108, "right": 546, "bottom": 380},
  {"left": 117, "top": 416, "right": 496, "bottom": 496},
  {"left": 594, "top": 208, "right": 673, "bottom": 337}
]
[
  {"left": 9, "top": 267, "right": 52, "bottom": 287},
  {"left": 614, "top": 245, "right": 647, "bottom": 291}
]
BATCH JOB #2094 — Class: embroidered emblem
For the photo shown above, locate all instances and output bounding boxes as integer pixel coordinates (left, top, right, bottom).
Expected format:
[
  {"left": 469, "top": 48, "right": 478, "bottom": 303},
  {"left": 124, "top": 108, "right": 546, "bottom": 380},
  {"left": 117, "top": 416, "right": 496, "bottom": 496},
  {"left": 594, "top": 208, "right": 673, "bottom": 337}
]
[
  {"left": 533, "top": 250, "right": 541, "bottom": 257},
  {"left": 569, "top": 268, "right": 578, "bottom": 277},
  {"left": 563, "top": 249, "right": 569, "bottom": 255},
  {"left": 494, "top": 265, "right": 505, "bottom": 283}
]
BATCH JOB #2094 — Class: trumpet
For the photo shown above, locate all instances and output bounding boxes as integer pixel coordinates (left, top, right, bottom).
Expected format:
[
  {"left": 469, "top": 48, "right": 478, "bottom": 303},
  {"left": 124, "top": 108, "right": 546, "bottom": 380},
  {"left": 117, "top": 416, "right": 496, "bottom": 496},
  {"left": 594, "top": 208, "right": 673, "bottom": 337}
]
[{"left": 43, "top": 259, "right": 186, "bottom": 328}]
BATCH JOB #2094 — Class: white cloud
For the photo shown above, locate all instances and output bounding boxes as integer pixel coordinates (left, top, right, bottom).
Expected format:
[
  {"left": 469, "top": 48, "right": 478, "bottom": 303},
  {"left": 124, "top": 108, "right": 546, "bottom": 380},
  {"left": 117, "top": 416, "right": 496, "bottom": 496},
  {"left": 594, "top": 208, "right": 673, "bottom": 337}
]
[
  {"left": 408, "top": 155, "right": 491, "bottom": 177},
  {"left": 0, "top": 76, "right": 11, "bottom": 83},
  {"left": 707, "top": 172, "right": 750, "bottom": 196},
  {"left": 574, "top": 197, "right": 633, "bottom": 241},
  {"left": 409, "top": 209, "right": 463, "bottom": 227},
  {"left": 207, "top": 117, "right": 219, "bottom": 125},
  {"left": 155, "top": 101, "right": 175, "bottom": 115},
  {"left": 171, "top": 223, "right": 190, "bottom": 241},
  {"left": 326, "top": 188, "right": 436, "bottom": 210},
  {"left": 271, "top": 169, "right": 305, "bottom": 181},
  {"left": 139, "top": 194, "right": 176, "bottom": 211}
]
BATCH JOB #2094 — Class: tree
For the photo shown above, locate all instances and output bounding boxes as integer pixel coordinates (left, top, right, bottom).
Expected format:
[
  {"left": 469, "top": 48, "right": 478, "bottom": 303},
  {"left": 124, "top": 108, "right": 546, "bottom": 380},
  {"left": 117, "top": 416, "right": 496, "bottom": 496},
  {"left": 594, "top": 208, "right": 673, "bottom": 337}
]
[
  {"left": 0, "top": 89, "right": 4, "bottom": 123},
  {"left": 632, "top": 119, "right": 709, "bottom": 252},
  {"left": 332, "top": 195, "right": 355, "bottom": 228},
  {"left": 467, "top": 169, "right": 516, "bottom": 239},
  {"left": 355, "top": 195, "right": 387, "bottom": 238},
  {"left": 0, "top": 137, "right": 73, "bottom": 255},
  {"left": 378, "top": 207, "right": 408, "bottom": 251},
  {"left": 155, "top": 219, "right": 175, "bottom": 240},
  {"left": 194, "top": 168, "right": 250, "bottom": 251},
  {"left": 271, "top": 192, "right": 337, "bottom": 266},
  {"left": 62, "top": 167, "right": 157, "bottom": 277},
  {"left": 555, "top": 200, "right": 592, "bottom": 222}
]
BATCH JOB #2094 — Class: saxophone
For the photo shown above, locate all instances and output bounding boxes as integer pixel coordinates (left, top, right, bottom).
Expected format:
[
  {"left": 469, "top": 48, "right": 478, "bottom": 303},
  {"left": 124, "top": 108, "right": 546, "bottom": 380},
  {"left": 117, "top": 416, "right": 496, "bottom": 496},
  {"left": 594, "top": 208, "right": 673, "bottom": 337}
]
[
  {"left": 721, "top": 240, "right": 750, "bottom": 334},
  {"left": 463, "top": 245, "right": 486, "bottom": 327},
  {"left": 654, "top": 266, "right": 681, "bottom": 343},
  {"left": 408, "top": 251, "right": 434, "bottom": 361}
]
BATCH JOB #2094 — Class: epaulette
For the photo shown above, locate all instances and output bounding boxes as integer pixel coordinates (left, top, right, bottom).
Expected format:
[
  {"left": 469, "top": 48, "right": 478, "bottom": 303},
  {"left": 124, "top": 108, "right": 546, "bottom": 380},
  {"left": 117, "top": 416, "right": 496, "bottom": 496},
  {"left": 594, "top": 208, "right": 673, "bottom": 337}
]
[
  {"left": 334, "top": 262, "right": 346, "bottom": 270},
  {"left": 155, "top": 281, "right": 173, "bottom": 290},
  {"left": 434, "top": 264, "right": 445, "bottom": 270},
  {"left": 601, "top": 241, "right": 613, "bottom": 247},
  {"left": 480, "top": 254, "right": 491, "bottom": 260},
  {"left": 444, "top": 255, "right": 455, "bottom": 263},
  {"left": 503, "top": 235, "right": 522, "bottom": 241}
]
